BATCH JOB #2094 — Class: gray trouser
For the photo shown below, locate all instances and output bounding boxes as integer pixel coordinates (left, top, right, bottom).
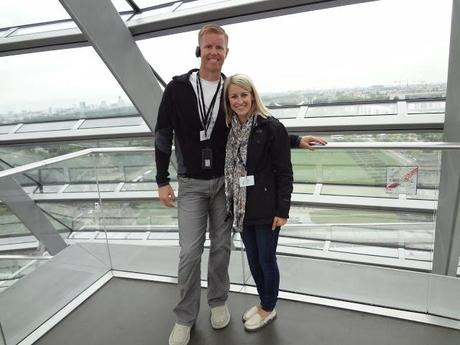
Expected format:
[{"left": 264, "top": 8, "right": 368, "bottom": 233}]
[{"left": 174, "top": 176, "right": 232, "bottom": 326}]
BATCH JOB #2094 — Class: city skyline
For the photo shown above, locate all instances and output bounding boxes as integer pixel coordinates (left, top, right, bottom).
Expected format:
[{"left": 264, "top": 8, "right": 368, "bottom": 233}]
[{"left": 0, "top": 81, "right": 446, "bottom": 125}]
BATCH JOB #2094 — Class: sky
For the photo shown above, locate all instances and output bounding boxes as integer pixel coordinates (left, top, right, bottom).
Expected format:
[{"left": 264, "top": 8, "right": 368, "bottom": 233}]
[{"left": 0, "top": 0, "right": 453, "bottom": 113}]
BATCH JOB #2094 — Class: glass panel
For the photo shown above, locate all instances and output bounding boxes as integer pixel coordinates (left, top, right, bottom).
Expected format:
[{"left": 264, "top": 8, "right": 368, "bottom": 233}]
[
  {"left": 306, "top": 103, "right": 397, "bottom": 118},
  {"left": 0, "top": 138, "right": 153, "bottom": 173},
  {"left": 92, "top": 150, "right": 252, "bottom": 285},
  {"left": 283, "top": 205, "right": 436, "bottom": 265},
  {"left": 16, "top": 121, "right": 77, "bottom": 133},
  {"left": 175, "top": 0, "right": 229, "bottom": 11},
  {"left": 0, "top": 126, "right": 16, "bottom": 135},
  {"left": 131, "top": 3, "right": 179, "bottom": 19},
  {"left": 134, "top": 0, "right": 176, "bottom": 8},
  {"left": 269, "top": 107, "right": 301, "bottom": 119},
  {"left": 36, "top": 185, "right": 65, "bottom": 194},
  {"left": 111, "top": 0, "right": 134, "bottom": 12},
  {"left": 0, "top": 1, "right": 71, "bottom": 28},
  {"left": 79, "top": 116, "right": 144, "bottom": 129},
  {"left": 293, "top": 183, "right": 316, "bottom": 194},
  {"left": 292, "top": 148, "right": 441, "bottom": 199},
  {"left": 407, "top": 100, "right": 446, "bottom": 114},
  {"left": 13, "top": 21, "right": 77, "bottom": 36},
  {"left": 0, "top": 170, "right": 111, "bottom": 345},
  {"left": 139, "top": 0, "right": 450, "bottom": 104},
  {"left": 121, "top": 182, "right": 156, "bottom": 191},
  {"left": 296, "top": 131, "right": 444, "bottom": 143},
  {"left": 0, "top": 47, "right": 136, "bottom": 125},
  {"left": 64, "top": 183, "right": 118, "bottom": 193}
]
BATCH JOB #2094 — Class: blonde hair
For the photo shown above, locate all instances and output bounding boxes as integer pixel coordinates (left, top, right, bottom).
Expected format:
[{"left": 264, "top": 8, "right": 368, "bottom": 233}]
[
  {"left": 198, "top": 23, "right": 228, "bottom": 46},
  {"left": 223, "top": 74, "right": 270, "bottom": 126}
]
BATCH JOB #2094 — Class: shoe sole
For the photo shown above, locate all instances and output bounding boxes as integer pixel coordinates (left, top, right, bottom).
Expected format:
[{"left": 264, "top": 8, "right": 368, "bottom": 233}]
[{"left": 244, "top": 314, "right": 277, "bottom": 332}]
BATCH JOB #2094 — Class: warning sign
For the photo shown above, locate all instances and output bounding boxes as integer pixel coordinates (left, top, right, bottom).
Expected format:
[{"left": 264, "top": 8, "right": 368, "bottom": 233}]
[{"left": 385, "top": 166, "right": 418, "bottom": 195}]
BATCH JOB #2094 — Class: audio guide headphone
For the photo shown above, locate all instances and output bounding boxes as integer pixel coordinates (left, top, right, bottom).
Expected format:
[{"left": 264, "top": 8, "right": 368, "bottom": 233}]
[{"left": 195, "top": 46, "right": 201, "bottom": 57}]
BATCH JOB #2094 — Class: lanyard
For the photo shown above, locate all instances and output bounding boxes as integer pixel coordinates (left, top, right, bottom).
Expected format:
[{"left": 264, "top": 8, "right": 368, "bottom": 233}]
[{"left": 196, "top": 72, "right": 221, "bottom": 137}]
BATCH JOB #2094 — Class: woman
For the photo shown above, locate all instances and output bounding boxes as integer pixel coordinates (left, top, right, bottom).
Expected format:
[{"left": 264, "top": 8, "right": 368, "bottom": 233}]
[{"left": 223, "top": 74, "right": 293, "bottom": 331}]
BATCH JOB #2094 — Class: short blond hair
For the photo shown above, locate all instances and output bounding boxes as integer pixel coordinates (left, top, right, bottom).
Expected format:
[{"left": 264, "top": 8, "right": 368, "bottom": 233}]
[
  {"left": 198, "top": 23, "right": 228, "bottom": 46},
  {"left": 223, "top": 74, "right": 270, "bottom": 127}
]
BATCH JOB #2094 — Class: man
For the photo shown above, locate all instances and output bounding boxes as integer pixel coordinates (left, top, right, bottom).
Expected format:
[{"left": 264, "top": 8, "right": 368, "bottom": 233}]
[{"left": 155, "top": 24, "right": 326, "bottom": 345}]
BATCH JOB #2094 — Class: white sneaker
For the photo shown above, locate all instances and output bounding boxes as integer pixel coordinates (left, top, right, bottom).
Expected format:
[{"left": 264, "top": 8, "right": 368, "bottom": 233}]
[
  {"left": 242, "top": 305, "right": 259, "bottom": 323},
  {"left": 210, "top": 304, "right": 231, "bottom": 329},
  {"left": 244, "top": 309, "right": 277, "bottom": 331},
  {"left": 168, "top": 323, "right": 191, "bottom": 345}
]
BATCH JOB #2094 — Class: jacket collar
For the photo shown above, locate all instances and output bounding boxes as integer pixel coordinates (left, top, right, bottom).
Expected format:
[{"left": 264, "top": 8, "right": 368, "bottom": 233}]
[
  {"left": 254, "top": 113, "right": 271, "bottom": 127},
  {"left": 173, "top": 69, "right": 226, "bottom": 84}
]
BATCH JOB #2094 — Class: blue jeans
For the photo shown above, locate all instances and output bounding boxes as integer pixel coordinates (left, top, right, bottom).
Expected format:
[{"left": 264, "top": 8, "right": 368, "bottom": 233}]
[{"left": 241, "top": 223, "right": 280, "bottom": 311}]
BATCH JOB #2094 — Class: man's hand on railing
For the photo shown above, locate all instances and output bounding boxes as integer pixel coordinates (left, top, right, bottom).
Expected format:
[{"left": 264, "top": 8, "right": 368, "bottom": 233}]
[
  {"left": 298, "top": 135, "right": 328, "bottom": 150},
  {"left": 158, "top": 184, "right": 176, "bottom": 207}
]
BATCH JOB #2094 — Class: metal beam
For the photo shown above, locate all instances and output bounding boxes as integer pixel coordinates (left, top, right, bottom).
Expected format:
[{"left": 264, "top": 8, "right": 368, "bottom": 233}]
[
  {"left": 58, "top": 0, "right": 163, "bottom": 133},
  {"left": 0, "top": 178, "right": 67, "bottom": 255},
  {"left": 432, "top": 0, "right": 460, "bottom": 276}
]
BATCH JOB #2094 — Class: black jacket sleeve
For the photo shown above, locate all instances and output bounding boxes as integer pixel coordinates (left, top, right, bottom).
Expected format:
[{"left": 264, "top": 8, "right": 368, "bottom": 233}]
[
  {"left": 271, "top": 121, "right": 294, "bottom": 219},
  {"left": 154, "top": 83, "right": 174, "bottom": 187},
  {"left": 289, "top": 134, "right": 301, "bottom": 148}
]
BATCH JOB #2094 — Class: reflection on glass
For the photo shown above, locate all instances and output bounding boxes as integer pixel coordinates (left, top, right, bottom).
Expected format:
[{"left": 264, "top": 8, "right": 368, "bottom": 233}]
[{"left": 13, "top": 21, "right": 77, "bottom": 36}]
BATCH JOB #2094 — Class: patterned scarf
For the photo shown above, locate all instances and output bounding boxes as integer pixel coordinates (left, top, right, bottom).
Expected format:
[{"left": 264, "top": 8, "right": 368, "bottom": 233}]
[{"left": 225, "top": 113, "right": 256, "bottom": 232}]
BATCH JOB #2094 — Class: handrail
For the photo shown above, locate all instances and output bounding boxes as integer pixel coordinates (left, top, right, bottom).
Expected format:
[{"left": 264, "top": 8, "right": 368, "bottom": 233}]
[{"left": 1, "top": 142, "right": 460, "bottom": 180}]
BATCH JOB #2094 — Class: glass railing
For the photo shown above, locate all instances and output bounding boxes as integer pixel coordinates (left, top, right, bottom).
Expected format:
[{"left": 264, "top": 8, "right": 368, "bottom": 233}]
[
  {"left": 0, "top": 152, "right": 114, "bottom": 345},
  {"left": 0, "top": 143, "right": 455, "bottom": 273},
  {"left": 0, "top": 142, "right": 459, "bottom": 343}
]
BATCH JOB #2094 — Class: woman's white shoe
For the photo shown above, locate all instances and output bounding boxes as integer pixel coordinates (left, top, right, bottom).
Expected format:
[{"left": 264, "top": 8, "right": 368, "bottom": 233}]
[
  {"left": 242, "top": 305, "right": 259, "bottom": 323},
  {"left": 244, "top": 309, "right": 277, "bottom": 331}
]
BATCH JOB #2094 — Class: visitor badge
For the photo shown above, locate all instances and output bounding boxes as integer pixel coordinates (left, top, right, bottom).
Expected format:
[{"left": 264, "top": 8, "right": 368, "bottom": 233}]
[
  {"left": 239, "top": 175, "right": 255, "bottom": 187},
  {"left": 200, "top": 130, "right": 211, "bottom": 141}
]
